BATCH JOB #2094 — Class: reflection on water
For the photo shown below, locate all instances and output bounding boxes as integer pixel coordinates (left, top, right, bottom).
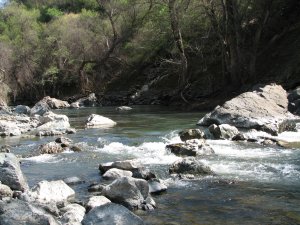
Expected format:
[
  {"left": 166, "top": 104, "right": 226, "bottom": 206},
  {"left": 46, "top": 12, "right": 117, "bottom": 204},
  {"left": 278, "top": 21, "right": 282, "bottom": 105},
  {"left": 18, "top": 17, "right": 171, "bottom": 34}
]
[{"left": 1, "top": 106, "right": 300, "bottom": 224}]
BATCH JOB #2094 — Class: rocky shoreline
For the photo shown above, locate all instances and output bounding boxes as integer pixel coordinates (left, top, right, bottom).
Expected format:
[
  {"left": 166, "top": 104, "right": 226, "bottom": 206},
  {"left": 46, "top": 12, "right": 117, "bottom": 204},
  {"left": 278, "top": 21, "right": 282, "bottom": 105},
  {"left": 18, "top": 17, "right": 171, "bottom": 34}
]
[{"left": 0, "top": 83, "right": 300, "bottom": 224}]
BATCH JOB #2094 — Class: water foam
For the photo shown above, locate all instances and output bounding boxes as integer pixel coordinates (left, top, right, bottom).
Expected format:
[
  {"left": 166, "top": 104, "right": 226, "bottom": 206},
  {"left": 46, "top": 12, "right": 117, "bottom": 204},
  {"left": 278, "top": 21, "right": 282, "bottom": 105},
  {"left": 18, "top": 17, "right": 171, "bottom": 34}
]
[
  {"left": 22, "top": 154, "right": 62, "bottom": 163},
  {"left": 96, "top": 141, "right": 180, "bottom": 165}
]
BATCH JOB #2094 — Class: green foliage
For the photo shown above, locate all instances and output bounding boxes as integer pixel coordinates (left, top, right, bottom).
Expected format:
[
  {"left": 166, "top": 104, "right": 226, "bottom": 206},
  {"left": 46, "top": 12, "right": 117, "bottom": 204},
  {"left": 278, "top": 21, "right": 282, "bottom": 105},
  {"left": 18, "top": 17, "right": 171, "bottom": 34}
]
[
  {"left": 40, "top": 7, "right": 63, "bottom": 22},
  {"left": 0, "top": 0, "right": 299, "bottom": 100}
]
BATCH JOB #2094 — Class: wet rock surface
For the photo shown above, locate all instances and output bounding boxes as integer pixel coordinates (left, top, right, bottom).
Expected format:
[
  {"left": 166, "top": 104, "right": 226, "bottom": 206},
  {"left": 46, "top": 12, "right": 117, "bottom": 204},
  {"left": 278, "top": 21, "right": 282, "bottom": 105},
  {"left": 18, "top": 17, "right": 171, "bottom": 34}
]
[
  {"left": 166, "top": 139, "right": 215, "bottom": 157},
  {"left": 82, "top": 203, "right": 144, "bottom": 225},
  {"left": 169, "top": 157, "right": 214, "bottom": 176}
]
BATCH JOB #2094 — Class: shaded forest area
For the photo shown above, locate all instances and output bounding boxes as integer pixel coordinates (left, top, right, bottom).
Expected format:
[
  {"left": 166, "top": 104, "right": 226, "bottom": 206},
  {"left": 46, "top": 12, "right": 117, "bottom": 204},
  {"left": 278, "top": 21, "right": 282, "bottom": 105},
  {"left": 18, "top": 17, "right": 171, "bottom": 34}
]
[{"left": 0, "top": 0, "right": 300, "bottom": 107}]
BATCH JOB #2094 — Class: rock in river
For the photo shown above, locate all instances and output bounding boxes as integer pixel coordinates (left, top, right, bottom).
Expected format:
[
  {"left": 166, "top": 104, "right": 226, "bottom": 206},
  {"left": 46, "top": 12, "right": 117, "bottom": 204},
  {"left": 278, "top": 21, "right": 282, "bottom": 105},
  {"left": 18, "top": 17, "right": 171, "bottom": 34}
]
[
  {"left": 99, "top": 160, "right": 155, "bottom": 180},
  {"left": 0, "top": 153, "right": 29, "bottom": 191},
  {"left": 28, "top": 180, "right": 75, "bottom": 204},
  {"left": 60, "top": 203, "right": 86, "bottom": 225},
  {"left": 0, "top": 199, "right": 60, "bottom": 225},
  {"left": 169, "top": 157, "right": 214, "bottom": 176},
  {"left": 85, "top": 196, "right": 111, "bottom": 212},
  {"left": 86, "top": 114, "right": 116, "bottom": 128},
  {"left": 101, "top": 176, "right": 152, "bottom": 210},
  {"left": 208, "top": 124, "right": 239, "bottom": 140},
  {"left": 179, "top": 129, "right": 206, "bottom": 141},
  {"left": 166, "top": 139, "right": 214, "bottom": 157},
  {"left": 82, "top": 203, "right": 144, "bottom": 225},
  {"left": 198, "top": 84, "right": 299, "bottom": 135},
  {"left": 116, "top": 106, "right": 133, "bottom": 111},
  {"left": 102, "top": 168, "right": 133, "bottom": 180}
]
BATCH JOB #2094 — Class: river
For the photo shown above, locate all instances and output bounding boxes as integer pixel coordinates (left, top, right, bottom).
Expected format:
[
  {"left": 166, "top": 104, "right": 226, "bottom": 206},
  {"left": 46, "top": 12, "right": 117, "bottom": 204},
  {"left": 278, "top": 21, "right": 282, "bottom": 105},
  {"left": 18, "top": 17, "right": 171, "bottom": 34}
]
[{"left": 1, "top": 106, "right": 299, "bottom": 224}]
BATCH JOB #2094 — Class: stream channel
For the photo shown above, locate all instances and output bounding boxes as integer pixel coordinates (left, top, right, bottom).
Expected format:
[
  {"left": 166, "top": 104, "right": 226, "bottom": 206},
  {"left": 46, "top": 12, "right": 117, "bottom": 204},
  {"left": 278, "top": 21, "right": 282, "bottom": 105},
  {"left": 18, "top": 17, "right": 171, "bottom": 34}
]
[{"left": 0, "top": 106, "right": 299, "bottom": 224}]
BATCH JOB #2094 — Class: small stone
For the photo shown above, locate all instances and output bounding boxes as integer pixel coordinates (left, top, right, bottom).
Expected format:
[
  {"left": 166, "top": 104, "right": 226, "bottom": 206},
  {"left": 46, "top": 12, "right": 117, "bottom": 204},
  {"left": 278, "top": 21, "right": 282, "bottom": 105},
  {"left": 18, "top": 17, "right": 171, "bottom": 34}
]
[{"left": 86, "top": 196, "right": 111, "bottom": 212}]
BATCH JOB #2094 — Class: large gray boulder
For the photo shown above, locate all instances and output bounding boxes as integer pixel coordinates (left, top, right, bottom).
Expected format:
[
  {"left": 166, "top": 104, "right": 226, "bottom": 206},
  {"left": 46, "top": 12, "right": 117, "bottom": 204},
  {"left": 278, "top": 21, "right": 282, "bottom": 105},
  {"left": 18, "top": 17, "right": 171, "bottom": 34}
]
[
  {"left": 28, "top": 180, "right": 75, "bottom": 204},
  {"left": 198, "top": 84, "right": 298, "bottom": 135},
  {"left": 101, "top": 177, "right": 151, "bottom": 210},
  {"left": 169, "top": 157, "right": 214, "bottom": 176},
  {"left": 166, "top": 139, "right": 215, "bottom": 157},
  {"left": 82, "top": 203, "right": 144, "bottom": 225},
  {"left": 31, "top": 97, "right": 69, "bottom": 115},
  {"left": 30, "top": 101, "right": 50, "bottom": 116},
  {"left": 0, "top": 199, "right": 59, "bottom": 225},
  {"left": 86, "top": 114, "right": 116, "bottom": 128},
  {"left": 0, "top": 153, "right": 29, "bottom": 191},
  {"left": 36, "top": 111, "right": 70, "bottom": 133}
]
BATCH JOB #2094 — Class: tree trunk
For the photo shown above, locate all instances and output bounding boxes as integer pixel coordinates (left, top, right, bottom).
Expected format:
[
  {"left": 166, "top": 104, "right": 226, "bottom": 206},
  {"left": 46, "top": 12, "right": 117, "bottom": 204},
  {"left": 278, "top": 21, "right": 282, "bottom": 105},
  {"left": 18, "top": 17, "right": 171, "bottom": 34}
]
[
  {"left": 168, "top": 0, "right": 188, "bottom": 89},
  {"left": 224, "top": 0, "right": 242, "bottom": 87}
]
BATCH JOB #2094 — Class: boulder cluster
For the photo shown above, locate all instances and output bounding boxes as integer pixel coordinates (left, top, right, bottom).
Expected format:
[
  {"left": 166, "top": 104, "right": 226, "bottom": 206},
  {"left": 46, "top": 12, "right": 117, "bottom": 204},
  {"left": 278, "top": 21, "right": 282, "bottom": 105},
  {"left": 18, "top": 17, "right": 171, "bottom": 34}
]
[{"left": 0, "top": 152, "right": 163, "bottom": 224}]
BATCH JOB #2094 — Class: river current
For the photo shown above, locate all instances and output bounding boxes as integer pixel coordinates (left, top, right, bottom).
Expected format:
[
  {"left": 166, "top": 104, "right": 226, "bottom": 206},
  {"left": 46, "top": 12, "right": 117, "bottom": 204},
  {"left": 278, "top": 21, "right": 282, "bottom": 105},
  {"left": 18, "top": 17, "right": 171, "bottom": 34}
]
[{"left": 1, "top": 106, "right": 299, "bottom": 224}]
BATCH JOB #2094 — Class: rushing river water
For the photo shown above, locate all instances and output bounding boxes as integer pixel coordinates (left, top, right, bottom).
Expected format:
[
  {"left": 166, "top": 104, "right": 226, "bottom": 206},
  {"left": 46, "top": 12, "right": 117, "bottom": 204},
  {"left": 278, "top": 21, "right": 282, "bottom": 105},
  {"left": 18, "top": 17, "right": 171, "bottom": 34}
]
[{"left": 1, "top": 106, "right": 300, "bottom": 224}]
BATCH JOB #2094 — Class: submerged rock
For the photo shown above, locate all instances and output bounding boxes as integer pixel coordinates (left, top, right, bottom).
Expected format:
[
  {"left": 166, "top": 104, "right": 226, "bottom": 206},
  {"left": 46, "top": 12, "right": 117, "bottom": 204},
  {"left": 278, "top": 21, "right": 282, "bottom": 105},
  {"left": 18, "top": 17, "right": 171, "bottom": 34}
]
[
  {"left": 86, "top": 114, "right": 116, "bottom": 128},
  {"left": 179, "top": 129, "right": 206, "bottom": 141},
  {"left": 0, "top": 153, "right": 29, "bottom": 191},
  {"left": 38, "top": 142, "right": 64, "bottom": 154},
  {"left": 198, "top": 84, "right": 298, "bottom": 135},
  {"left": 166, "top": 139, "right": 214, "bottom": 157},
  {"left": 169, "top": 157, "right": 214, "bottom": 176},
  {"left": 82, "top": 203, "right": 144, "bottom": 225},
  {"left": 63, "top": 176, "right": 84, "bottom": 185},
  {"left": 0, "top": 199, "right": 60, "bottom": 225},
  {"left": 116, "top": 106, "right": 133, "bottom": 111}
]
